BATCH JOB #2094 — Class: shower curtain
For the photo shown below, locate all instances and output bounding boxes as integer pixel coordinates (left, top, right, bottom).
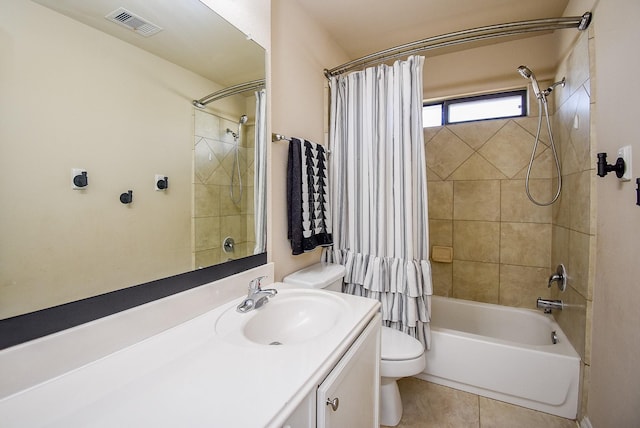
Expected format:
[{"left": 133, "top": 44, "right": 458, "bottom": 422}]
[
  {"left": 322, "top": 56, "right": 432, "bottom": 348},
  {"left": 254, "top": 89, "right": 267, "bottom": 254}
]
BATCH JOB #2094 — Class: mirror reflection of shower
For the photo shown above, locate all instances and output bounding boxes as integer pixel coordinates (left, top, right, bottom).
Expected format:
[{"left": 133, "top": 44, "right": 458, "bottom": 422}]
[
  {"left": 517, "top": 65, "right": 566, "bottom": 206},
  {"left": 227, "top": 114, "right": 248, "bottom": 206}
]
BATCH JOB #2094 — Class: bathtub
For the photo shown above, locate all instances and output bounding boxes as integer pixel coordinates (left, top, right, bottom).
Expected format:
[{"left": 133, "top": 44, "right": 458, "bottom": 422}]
[{"left": 416, "top": 296, "right": 580, "bottom": 419}]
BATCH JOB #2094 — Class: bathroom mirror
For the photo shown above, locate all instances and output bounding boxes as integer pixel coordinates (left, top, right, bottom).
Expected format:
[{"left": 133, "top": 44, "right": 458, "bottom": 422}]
[{"left": 0, "top": 0, "right": 267, "bottom": 320}]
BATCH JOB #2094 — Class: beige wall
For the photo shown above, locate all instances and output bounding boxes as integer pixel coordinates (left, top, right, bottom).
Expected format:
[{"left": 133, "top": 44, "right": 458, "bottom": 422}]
[
  {"left": 270, "top": 0, "right": 349, "bottom": 281},
  {"left": 0, "top": 1, "right": 231, "bottom": 318},
  {"left": 588, "top": 0, "right": 640, "bottom": 425}
]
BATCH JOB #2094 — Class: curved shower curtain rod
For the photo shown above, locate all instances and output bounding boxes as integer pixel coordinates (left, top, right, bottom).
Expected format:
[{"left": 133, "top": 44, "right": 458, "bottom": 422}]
[
  {"left": 324, "top": 12, "right": 592, "bottom": 78},
  {"left": 192, "top": 78, "right": 265, "bottom": 108}
]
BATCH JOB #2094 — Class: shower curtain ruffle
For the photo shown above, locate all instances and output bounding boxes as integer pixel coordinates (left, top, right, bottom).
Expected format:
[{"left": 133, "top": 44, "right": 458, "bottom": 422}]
[{"left": 322, "top": 247, "right": 432, "bottom": 348}]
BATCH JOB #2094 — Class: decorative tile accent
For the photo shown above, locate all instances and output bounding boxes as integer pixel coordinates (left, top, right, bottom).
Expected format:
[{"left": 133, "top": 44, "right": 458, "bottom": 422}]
[
  {"left": 479, "top": 121, "right": 538, "bottom": 178},
  {"left": 449, "top": 119, "right": 505, "bottom": 150},
  {"left": 426, "top": 127, "right": 474, "bottom": 179},
  {"left": 449, "top": 153, "right": 508, "bottom": 181}
]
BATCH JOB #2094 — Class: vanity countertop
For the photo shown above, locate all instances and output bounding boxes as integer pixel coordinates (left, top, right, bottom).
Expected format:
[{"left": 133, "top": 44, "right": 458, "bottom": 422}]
[{"left": 0, "top": 283, "right": 379, "bottom": 427}]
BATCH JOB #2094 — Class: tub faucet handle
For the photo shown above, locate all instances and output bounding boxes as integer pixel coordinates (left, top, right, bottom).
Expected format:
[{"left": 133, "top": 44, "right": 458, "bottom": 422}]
[{"left": 548, "top": 264, "right": 567, "bottom": 292}]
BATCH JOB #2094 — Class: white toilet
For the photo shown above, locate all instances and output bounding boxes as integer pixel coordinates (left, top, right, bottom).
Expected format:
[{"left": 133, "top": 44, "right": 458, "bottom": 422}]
[{"left": 283, "top": 262, "right": 426, "bottom": 427}]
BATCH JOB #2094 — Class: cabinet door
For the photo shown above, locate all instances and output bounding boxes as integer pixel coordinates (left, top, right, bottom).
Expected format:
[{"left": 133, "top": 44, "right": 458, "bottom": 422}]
[{"left": 317, "top": 314, "right": 380, "bottom": 428}]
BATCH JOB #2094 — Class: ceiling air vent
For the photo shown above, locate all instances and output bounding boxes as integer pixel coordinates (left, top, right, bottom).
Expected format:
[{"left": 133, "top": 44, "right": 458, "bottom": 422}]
[{"left": 105, "top": 7, "right": 162, "bottom": 37}]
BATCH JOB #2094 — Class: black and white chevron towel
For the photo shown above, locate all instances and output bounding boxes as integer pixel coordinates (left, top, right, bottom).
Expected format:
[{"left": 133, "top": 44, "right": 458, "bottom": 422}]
[{"left": 287, "top": 137, "right": 333, "bottom": 255}]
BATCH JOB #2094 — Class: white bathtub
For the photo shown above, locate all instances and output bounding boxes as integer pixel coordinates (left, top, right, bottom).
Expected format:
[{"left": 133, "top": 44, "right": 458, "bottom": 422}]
[{"left": 416, "top": 296, "right": 580, "bottom": 419}]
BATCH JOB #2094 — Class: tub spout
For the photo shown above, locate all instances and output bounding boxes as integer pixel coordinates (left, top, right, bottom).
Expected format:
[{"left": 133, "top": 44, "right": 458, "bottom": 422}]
[{"left": 537, "top": 297, "right": 564, "bottom": 314}]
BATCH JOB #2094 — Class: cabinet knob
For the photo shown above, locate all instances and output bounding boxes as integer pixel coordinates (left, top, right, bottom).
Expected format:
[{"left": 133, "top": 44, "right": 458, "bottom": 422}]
[{"left": 326, "top": 397, "right": 339, "bottom": 411}]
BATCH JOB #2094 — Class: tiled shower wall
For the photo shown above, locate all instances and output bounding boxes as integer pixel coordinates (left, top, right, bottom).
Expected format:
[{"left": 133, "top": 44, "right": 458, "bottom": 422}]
[
  {"left": 425, "top": 29, "right": 594, "bottom": 418},
  {"left": 551, "top": 30, "right": 594, "bottom": 418},
  {"left": 425, "top": 107, "right": 557, "bottom": 308},
  {"left": 193, "top": 110, "right": 255, "bottom": 267}
]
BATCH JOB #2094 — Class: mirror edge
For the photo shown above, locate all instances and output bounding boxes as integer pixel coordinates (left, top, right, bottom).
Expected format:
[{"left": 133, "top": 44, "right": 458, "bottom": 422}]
[{"left": 0, "top": 253, "right": 267, "bottom": 350}]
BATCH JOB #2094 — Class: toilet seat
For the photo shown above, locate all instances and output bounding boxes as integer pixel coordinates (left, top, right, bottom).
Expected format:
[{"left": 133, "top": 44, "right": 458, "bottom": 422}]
[{"left": 381, "top": 326, "right": 424, "bottom": 361}]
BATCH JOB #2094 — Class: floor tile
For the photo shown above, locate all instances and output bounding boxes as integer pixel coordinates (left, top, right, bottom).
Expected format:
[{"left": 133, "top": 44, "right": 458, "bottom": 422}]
[
  {"left": 479, "top": 397, "right": 576, "bottom": 428},
  {"left": 381, "top": 378, "right": 576, "bottom": 428},
  {"left": 382, "top": 378, "right": 479, "bottom": 428}
]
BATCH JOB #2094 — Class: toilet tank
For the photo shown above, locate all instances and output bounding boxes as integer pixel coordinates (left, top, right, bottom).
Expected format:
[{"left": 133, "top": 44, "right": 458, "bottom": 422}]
[{"left": 282, "top": 263, "right": 345, "bottom": 292}]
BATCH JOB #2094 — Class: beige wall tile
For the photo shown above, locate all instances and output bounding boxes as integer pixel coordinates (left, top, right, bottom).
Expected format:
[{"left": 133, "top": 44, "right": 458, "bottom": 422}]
[
  {"left": 427, "top": 181, "right": 453, "bottom": 220},
  {"left": 501, "top": 180, "right": 552, "bottom": 223},
  {"left": 194, "top": 184, "right": 220, "bottom": 218},
  {"left": 454, "top": 181, "right": 500, "bottom": 221},
  {"left": 551, "top": 225, "right": 570, "bottom": 269},
  {"left": 448, "top": 119, "right": 506, "bottom": 150},
  {"left": 452, "top": 260, "right": 499, "bottom": 303},
  {"left": 554, "top": 285, "right": 587, "bottom": 360},
  {"left": 429, "top": 219, "right": 453, "bottom": 246},
  {"left": 194, "top": 217, "right": 221, "bottom": 251},
  {"left": 499, "top": 264, "right": 550, "bottom": 309},
  {"left": 454, "top": 221, "right": 500, "bottom": 263},
  {"left": 425, "top": 127, "right": 474, "bottom": 179},
  {"left": 500, "top": 222, "right": 551, "bottom": 268},
  {"left": 479, "top": 121, "right": 537, "bottom": 178},
  {"left": 449, "top": 153, "right": 508, "bottom": 181},
  {"left": 423, "top": 125, "right": 442, "bottom": 143},
  {"left": 430, "top": 262, "right": 452, "bottom": 297},
  {"left": 568, "top": 230, "right": 591, "bottom": 298},
  {"left": 221, "top": 215, "right": 243, "bottom": 242},
  {"left": 569, "top": 170, "right": 592, "bottom": 235}
]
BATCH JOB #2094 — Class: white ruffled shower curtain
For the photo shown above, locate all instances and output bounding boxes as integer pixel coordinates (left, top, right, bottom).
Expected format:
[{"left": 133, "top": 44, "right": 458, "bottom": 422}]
[{"left": 322, "top": 56, "right": 433, "bottom": 348}]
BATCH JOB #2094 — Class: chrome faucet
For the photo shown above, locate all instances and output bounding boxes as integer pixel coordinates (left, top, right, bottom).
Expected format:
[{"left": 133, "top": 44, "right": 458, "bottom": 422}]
[
  {"left": 536, "top": 297, "right": 564, "bottom": 314},
  {"left": 236, "top": 276, "right": 277, "bottom": 313}
]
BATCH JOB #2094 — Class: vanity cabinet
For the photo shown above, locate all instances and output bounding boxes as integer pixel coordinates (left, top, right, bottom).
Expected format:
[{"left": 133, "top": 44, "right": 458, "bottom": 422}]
[{"left": 283, "top": 314, "right": 381, "bottom": 428}]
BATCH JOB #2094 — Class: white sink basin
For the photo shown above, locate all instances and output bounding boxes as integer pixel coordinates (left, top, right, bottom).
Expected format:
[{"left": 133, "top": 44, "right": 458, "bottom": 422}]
[{"left": 215, "top": 289, "right": 349, "bottom": 346}]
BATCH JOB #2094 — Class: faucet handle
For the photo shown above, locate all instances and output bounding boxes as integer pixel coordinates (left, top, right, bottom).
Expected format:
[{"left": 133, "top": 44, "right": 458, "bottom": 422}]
[
  {"left": 249, "top": 276, "right": 268, "bottom": 291},
  {"left": 548, "top": 264, "right": 567, "bottom": 291}
]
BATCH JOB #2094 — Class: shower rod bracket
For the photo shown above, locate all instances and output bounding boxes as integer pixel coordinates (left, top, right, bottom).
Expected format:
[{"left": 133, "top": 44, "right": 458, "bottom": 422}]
[{"left": 596, "top": 152, "right": 625, "bottom": 178}]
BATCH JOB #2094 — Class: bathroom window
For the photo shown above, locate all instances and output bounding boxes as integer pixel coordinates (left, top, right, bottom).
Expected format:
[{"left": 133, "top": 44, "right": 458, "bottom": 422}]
[{"left": 423, "top": 90, "right": 527, "bottom": 127}]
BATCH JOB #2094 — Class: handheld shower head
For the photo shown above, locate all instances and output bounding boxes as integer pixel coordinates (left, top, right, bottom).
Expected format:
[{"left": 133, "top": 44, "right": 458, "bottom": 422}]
[
  {"left": 517, "top": 65, "right": 533, "bottom": 79},
  {"left": 517, "top": 65, "right": 542, "bottom": 100}
]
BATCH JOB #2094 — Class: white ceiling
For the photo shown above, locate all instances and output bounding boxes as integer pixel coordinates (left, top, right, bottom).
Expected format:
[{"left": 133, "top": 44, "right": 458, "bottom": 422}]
[
  {"left": 296, "top": 0, "right": 570, "bottom": 61},
  {"left": 31, "top": 0, "right": 265, "bottom": 87}
]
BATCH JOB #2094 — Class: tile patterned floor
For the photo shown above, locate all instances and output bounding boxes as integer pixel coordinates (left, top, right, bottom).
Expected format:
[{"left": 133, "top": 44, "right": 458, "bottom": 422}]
[{"left": 382, "top": 377, "right": 577, "bottom": 428}]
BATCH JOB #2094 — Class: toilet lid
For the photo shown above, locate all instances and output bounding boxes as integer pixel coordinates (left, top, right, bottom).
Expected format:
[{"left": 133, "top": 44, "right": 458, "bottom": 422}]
[{"left": 381, "top": 326, "right": 425, "bottom": 361}]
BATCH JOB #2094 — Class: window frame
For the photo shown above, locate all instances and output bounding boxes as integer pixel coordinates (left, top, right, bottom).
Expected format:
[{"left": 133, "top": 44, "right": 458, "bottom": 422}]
[{"left": 424, "top": 89, "right": 528, "bottom": 127}]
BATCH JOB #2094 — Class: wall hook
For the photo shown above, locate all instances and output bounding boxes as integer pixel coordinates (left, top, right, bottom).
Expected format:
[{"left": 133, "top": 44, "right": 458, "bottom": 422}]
[
  {"left": 155, "top": 175, "right": 168, "bottom": 190},
  {"left": 120, "top": 190, "right": 133, "bottom": 204},
  {"left": 71, "top": 168, "right": 88, "bottom": 189},
  {"left": 596, "top": 152, "right": 625, "bottom": 178}
]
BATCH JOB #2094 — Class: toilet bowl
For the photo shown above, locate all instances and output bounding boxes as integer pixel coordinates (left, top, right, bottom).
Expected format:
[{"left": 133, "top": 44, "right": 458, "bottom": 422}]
[
  {"left": 283, "top": 262, "right": 426, "bottom": 427},
  {"left": 379, "top": 326, "right": 425, "bottom": 426}
]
